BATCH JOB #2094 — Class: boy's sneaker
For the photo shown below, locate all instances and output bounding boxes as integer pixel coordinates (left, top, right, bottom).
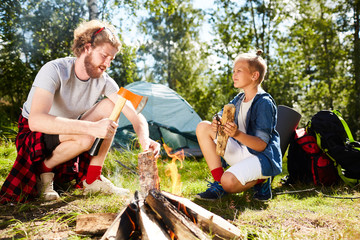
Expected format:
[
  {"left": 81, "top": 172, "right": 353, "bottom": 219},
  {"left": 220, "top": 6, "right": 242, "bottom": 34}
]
[
  {"left": 195, "top": 181, "right": 227, "bottom": 201},
  {"left": 83, "top": 175, "right": 130, "bottom": 196},
  {"left": 253, "top": 178, "right": 272, "bottom": 201}
]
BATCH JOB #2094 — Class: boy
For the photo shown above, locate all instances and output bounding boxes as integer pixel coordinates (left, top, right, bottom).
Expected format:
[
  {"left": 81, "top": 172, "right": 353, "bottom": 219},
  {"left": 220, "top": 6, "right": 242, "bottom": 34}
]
[{"left": 195, "top": 50, "right": 282, "bottom": 201}]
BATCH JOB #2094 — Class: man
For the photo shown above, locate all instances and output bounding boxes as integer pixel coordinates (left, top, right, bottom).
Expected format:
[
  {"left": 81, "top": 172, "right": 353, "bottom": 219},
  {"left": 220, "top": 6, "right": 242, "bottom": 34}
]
[{"left": 0, "top": 20, "right": 160, "bottom": 203}]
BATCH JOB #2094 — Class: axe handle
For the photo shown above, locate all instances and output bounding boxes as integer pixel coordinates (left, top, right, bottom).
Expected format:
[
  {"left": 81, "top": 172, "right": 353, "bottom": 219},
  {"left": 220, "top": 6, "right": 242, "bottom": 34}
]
[{"left": 89, "top": 96, "right": 127, "bottom": 156}]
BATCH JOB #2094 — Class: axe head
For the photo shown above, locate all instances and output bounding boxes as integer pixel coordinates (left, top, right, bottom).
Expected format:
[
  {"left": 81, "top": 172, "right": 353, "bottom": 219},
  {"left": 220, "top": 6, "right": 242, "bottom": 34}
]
[{"left": 117, "top": 87, "right": 148, "bottom": 114}]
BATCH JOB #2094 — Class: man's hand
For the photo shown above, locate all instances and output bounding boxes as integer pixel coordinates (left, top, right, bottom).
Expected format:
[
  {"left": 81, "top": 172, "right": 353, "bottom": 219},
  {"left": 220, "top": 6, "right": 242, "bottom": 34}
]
[
  {"left": 143, "top": 139, "right": 161, "bottom": 158},
  {"left": 93, "top": 118, "right": 118, "bottom": 139}
]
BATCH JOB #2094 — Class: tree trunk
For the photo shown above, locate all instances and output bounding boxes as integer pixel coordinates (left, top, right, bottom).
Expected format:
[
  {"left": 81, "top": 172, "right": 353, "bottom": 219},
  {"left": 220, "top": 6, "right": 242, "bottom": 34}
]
[{"left": 88, "top": 0, "right": 99, "bottom": 20}]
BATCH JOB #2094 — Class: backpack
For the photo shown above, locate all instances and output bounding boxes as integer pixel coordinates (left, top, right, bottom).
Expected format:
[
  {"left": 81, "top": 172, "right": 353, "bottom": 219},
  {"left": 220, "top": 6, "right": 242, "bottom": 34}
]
[
  {"left": 307, "top": 110, "right": 360, "bottom": 187},
  {"left": 286, "top": 128, "right": 338, "bottom": 186}
]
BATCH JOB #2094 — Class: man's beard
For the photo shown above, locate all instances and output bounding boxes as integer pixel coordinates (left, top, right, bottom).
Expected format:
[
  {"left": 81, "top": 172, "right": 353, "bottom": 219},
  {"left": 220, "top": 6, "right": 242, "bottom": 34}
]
[{"left": 84, "top": 53, "right": 104, "bottom": 79}]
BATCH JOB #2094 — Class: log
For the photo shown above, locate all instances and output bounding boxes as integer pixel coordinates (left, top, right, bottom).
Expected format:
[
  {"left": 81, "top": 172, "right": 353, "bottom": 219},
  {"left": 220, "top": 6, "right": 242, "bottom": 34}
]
[
  {"left": 76, "top": 213, "right": 117, "bottom": 236},
  {"left": 161, "top": 191, "right": 241, "bottom": 240},
  {"left": 137, "top": 196, "right": 171, "bottom": 240},
  {"left": 146, "top": 189, "right": 211, "bottom": 240},
  {"left": 216, "top": 104, "right": 236, "bottom": 156},
  {"left": 101, "top": 203, "right": 139, "bottom": 240},
  {"left": 138, "top": 150, "right": 160, "bottom": 197}
]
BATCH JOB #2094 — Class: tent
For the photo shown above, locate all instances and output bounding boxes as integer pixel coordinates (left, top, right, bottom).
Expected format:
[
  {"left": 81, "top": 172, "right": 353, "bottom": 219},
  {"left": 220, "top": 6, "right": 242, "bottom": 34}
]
[{"left": 112, "top": 81, "right": 203, "bottom": 157}]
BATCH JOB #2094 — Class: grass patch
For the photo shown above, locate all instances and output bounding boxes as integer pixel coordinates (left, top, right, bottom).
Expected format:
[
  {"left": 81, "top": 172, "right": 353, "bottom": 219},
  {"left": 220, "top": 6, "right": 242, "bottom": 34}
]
[{"left": 1, "top": 141, "right": 360, "bottom": 239}]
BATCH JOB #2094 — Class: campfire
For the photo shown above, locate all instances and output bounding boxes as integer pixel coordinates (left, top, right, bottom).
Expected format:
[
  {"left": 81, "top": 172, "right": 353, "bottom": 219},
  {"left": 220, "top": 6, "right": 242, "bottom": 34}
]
[{"left": 100, "top": 149, "right": 241, "bottom": 240}]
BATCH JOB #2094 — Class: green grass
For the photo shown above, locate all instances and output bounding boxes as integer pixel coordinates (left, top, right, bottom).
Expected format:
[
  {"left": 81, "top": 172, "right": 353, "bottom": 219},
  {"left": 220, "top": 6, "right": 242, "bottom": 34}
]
[{"left": 1, "top": 140, "right": 360, "bottom": 239}]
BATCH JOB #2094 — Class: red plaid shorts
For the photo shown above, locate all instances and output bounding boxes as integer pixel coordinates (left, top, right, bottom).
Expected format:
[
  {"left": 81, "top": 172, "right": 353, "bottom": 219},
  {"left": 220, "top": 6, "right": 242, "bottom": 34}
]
[{"left": 0, "top": 115, "right": 91, "bottom": 204}]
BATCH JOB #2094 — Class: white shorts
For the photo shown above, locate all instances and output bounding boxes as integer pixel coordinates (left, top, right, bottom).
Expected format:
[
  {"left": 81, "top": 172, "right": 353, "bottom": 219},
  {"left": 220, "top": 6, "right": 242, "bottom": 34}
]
[{"left": 215, "top": 137, "right": 268, "bottom": 185}]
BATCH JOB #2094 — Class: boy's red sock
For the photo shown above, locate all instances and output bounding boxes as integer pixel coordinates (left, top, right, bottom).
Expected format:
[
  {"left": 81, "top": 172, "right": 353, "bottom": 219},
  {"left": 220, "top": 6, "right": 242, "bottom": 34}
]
[
  {"left": 40, "top": 161, "right": 53, "bottom": 173},
  {"left": 211, "top": 167, "right": 224, "bottom": 182},
  {"left": 86, "top": 165, "right": 102, "bottom": 184}
]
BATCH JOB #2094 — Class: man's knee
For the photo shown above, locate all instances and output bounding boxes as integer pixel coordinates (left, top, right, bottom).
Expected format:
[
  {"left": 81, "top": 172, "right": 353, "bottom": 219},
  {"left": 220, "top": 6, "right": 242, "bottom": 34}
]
[
  {"left": 71, "top": 135, "right": 95, "bottom": 151},
  {"left": 81, "top": 98, "right": 114, "bottom": 121}
]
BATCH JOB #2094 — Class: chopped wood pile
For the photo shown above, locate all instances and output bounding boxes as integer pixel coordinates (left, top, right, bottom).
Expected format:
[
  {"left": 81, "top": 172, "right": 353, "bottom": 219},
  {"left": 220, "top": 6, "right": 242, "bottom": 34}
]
[
  {"left": 78, "top": 150, "right": 241, "bottom": 239},
  {"left": 100, "top": 190, "right": 241, "bottom": 240}
]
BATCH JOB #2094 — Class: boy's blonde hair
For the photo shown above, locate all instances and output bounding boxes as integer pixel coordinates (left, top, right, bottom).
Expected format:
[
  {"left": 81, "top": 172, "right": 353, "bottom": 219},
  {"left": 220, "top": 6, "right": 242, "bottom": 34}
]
[
  {"left": 72, "top": 20, "right": 121, "bottom": 57},
  {"left": 234, "top": 49, "right": 267, "bottom": 83}
]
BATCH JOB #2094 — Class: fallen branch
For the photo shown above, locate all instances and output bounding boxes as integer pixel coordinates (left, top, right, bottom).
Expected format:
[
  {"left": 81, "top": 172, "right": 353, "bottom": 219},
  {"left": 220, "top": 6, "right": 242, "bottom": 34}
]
[
  {"left": 115, "top": 160, "right": 138, "bottom": 175},
  {"left": 315, "top": 190, "right": 360, "bottom": 200},
  {"left": 276, "top": 188, "right": 360, "bottom": 200},
  {"left": 275, "top": 188, "right": 316, "bottom": 195}
]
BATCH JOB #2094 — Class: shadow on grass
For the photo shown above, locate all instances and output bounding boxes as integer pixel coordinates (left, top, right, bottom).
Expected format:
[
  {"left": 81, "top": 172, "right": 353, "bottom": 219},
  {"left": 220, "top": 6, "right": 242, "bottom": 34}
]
[
  {"left": 192, "top": 189, "right": 271, "bottom": 221},
  {"left": 273, "top": 179, "right": 360, "bottom": 200},
  {"left": 192, "top": 179, "right": 360, "bottom": 222}
]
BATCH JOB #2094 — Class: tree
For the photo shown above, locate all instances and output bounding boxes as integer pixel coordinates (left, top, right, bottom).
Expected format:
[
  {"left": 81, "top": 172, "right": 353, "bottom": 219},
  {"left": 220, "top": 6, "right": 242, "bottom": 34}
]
[
  {"left": 88, "top": 0, "right": 99, "bottom": 20},
  {"left": 339, "top": 0, "right": 360, "bottom": 137},
  {"left": 278, "top": 0, "right": 350, "bottom": 126},
  {"left": 0, "top": 0, "right": 30, "bottom": 123},
  {"left": 138, "top": 0, "right": 210, "bottom": 118},
  {"left": 0, "top": 0, "right": 86, "bottom": 123}
]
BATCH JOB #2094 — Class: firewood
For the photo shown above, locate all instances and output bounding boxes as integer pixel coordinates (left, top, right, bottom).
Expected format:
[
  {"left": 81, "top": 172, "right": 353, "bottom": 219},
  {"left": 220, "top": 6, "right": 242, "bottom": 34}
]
[
  {"left": 137, "top": 195, "right": 171, "bottom": 240},
  {"left": 76, "top": 213, "right": 117, "bottom": 236},
  {"left": 161, "top": 191, "right": 241, "bottom": 240},
  {"left": 101, "top": 204, "right": 139, "bottom": 240},
  {"left": 146, "top": 189, "right": 211, "bottom": 240},
  {"left": 138, "top": 150, "right": 160, "bottom": 197},
  {"left": 216, "top": 104, "right": 236, "bottom": 156}
]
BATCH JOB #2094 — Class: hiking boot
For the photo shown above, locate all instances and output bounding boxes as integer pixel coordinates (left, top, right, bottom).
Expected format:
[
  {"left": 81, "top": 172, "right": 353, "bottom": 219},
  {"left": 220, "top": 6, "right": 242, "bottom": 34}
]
[
  {"left": 195, "top": 181, "right": 227, "bottom": 201},
  {"left": 253, "top": 178, "right": 272, "bottom": 201},
  {"left": 38, "top": 172, "right": 60, "bottom": 201},
  {"left": 83, "top": 175, "right": 130, "bottom": 196}
]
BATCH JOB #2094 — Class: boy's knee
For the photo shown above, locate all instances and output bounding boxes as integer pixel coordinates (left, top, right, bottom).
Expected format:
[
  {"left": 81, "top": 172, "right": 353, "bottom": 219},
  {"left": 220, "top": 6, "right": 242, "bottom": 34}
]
[
  {"left": 196, "top": 121, "right": 211, "bottom": 136},
  {"left": 221, "top": 173, "right": 241, "bottom": 193}
]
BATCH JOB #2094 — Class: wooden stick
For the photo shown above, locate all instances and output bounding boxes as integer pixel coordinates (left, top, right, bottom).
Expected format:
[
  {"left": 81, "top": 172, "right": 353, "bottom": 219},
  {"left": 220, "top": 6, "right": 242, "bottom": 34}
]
[
  {"left": 161, "top": 191, "right": 241, "bottom": 240},
  {"left": 146, "top": 189, "right": 211, "bottom": 240},
  {"left": 138, "top": 151, "right": 160, "bottom": 197},
  {"left": 216, "top": 104, "right": 236, "bottom": 156},
  {"left": 137, "top": 197, "right": 171, "bottom": 240},
  {"left": 76, "top": 213, "right": 117, "bottom": 236},
  {"left": 100, "top": 204, "right": 134, "bottom": 240},
  {"left": 89, "top": 96, "right": 127, "bottom": 156}
]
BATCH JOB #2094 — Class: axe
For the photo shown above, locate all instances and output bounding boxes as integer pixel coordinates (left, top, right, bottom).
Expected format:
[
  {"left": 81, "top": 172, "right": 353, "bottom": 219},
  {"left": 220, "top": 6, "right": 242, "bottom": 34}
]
[{"left": 89, "top": 87, "right": 148, "bottom": 156}]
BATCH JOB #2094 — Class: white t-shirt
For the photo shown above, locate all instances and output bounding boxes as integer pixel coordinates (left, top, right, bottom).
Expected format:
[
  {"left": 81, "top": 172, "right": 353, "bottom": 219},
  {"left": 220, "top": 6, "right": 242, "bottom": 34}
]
[
  {"left": 237, "top": 98, "right": 253, "bottom": 132},
  {"left": 22, "top": 57, "right": 119, "bottom": 119}
]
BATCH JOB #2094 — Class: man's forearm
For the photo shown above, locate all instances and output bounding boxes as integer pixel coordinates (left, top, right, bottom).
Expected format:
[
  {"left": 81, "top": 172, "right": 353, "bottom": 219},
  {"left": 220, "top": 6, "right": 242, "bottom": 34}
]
[
  {"left": 132, "top": 113, "right": 150, "bottom": 149},
  {"left": 29, "top": 113, "right": 95, "bottom": 136}
]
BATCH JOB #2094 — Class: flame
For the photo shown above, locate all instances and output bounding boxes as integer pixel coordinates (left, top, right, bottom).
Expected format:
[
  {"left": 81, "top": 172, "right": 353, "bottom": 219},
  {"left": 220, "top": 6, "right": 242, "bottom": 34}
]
[
  {"left": 169, "top": 230, "right": 176, "bottom": 240},
  {"left": 177, "top": 202, "right": 197, "bottom": 224},
  {"left": 125, "top": 210, "right": 136, "bottom": 237},
  {"left": 163, "top": 143, "right": 184, "bottom": 196}
]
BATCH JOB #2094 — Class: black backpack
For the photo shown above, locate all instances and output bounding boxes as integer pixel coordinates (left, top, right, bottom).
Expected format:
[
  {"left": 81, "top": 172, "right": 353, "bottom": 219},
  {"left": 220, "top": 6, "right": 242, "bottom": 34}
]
[
  {"left": 307, "top": 110, "right": 360, "bottom": 187},
  {"left": 285, "top": 128, "right": 338, "bottom": 186}
]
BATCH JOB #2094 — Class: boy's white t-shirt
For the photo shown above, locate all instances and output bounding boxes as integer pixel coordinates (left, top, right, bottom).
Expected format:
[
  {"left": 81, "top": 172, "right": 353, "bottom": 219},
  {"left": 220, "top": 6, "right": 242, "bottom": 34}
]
[
  {"left": 22, "top": 57, "right": 119, "bottom": 119},
  {"left": 237, "top": 98, "right": 254, "bottom": 132}
]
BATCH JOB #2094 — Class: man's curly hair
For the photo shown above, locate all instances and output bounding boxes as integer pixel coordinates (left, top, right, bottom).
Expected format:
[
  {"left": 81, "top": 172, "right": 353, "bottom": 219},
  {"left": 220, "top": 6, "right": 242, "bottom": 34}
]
[{"left": 72, "top": 20, "right": 121, "bottom": 57}]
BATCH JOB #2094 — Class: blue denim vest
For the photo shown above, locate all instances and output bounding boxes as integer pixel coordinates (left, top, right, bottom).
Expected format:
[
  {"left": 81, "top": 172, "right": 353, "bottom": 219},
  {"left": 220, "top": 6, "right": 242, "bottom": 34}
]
[{"left": 218, "top": 89, "right": 282, "bottom": 176}]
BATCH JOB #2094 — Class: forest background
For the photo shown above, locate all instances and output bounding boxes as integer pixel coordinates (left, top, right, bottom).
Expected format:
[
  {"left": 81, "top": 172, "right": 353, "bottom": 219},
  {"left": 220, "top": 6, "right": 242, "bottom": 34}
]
[{"left": 1, "top": 0, "right": 360, "bottom": 138}]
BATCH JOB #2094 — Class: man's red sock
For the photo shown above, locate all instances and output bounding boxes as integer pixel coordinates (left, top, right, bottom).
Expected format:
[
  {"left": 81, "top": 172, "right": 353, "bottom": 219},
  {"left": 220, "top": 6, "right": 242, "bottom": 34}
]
[
  {"left": 86, "top": 165, "right": 102, "bottom": 184},
  {"left": 40, "top": 161, "right": 53, "bottom": 173},
  {"left": 211, "top": 167, "right": 224, "bottom": 182}
]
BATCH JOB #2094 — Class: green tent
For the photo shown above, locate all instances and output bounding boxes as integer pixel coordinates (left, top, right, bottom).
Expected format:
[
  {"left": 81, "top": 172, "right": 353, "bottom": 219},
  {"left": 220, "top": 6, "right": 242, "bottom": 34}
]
[{"left": 113, "top": 81, "right": 203, "bottom": 157}]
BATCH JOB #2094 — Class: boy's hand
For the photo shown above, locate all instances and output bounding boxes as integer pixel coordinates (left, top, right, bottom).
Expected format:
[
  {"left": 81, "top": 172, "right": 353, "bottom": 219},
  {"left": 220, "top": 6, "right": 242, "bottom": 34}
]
[
  {"left": 224, "top": 122, "right": 239, "bottom": 137},
  {"left": 211, "top": 117, "right": 221, "bottom": 132}
]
